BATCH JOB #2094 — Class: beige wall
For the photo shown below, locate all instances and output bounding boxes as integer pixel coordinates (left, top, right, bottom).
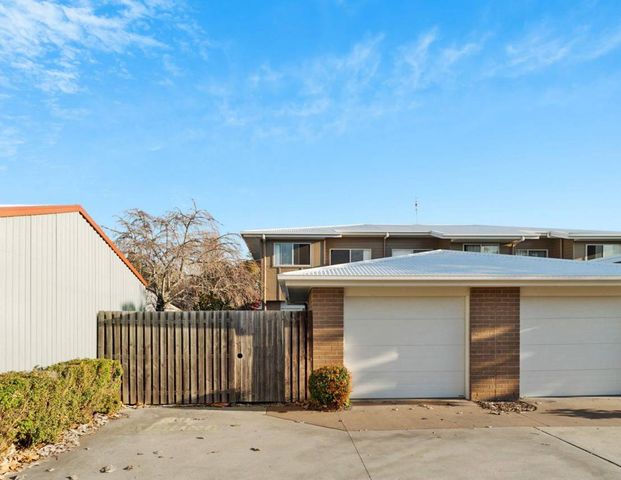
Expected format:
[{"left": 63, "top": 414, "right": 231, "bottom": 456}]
[
  {"left": 344, "top": 286, "right": 469, "bottom": 297},
  {"left": 521, "top": 286, "right": 621, "bottom": 297}
]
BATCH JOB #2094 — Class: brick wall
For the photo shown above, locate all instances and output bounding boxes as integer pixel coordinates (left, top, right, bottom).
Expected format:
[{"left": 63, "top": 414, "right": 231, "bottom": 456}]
[
  {"left": 470, "top": 287, "right": 520, "bottom": 401},
  {"left": 308, "top": 288, "right": 344, "bottom": 369}
]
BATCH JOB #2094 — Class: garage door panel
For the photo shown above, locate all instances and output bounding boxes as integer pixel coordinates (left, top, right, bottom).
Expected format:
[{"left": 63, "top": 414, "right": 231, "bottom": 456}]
[
  {"left": 522, "top": 297, "right": 621, "bottom": 319},
  {"left": 345, "top": 296, "right": 465, "bottom": 399},
  {"left": 521, "top": 296, "right": 621, "bottom": 397},
  {"left": 353, "top": 371, "right": 465, "bottom": 399},
  {"left": 521, "top": 318, "right": 621, "bottom": 345},
  {"left": 522, "top": 370, "right": 621, "bottom": 397},
  {"left": 346, "top": 318, "right": 464, "bottom": 346},
  {"left": 347, "top": 297, "right": 464, "bottom": 321},
  {"left": 522, "top": 344, "right": 621, "bottom": 371},
  {"left": 346, "top": 345, "right": 465, "bottom": 372}
]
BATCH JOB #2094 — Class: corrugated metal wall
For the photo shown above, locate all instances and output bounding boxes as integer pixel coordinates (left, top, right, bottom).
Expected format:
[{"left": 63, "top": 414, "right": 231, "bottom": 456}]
[{"left": 0, "top": 212, "right": 146, "bottom": 373}]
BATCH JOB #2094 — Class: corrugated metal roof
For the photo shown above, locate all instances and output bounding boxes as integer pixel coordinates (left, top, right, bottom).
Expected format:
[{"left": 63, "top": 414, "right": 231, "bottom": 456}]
[
  {"left": 279, "top": 250, "right": 621, "bottom": 279},
  {"left": 242, "top": 223, "right": 621, "bottom": 239},
  {"left": 592, "top": 255, "right": 621, "bottom": 264}
]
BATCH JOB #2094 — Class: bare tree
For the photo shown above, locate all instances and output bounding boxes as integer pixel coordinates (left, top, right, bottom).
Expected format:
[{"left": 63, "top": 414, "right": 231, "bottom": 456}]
[{"left": 109, "top": 203, "right": 260, "bottom": 311}]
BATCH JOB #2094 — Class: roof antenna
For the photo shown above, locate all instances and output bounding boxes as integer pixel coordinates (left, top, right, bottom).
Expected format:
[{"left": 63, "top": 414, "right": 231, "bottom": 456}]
[{"left": 414, "top": 197, "right": 420, "bottom": 224}]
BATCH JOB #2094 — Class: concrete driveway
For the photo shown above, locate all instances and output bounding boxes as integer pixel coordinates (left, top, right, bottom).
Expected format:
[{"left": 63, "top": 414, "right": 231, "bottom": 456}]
[{"left": 20, "top": 400, "right": 621, "bottom": 480}]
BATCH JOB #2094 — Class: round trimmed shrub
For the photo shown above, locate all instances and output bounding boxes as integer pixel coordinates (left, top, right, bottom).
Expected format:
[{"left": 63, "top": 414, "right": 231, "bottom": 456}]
[{"left": 309, "top": 365, "right": 351, "bottom": 410}]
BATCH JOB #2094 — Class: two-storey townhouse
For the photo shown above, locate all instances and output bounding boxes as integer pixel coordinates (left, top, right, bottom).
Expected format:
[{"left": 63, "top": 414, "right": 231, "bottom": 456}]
[{"left": 241, "top": 224, "right": 621, "bottom": 310}]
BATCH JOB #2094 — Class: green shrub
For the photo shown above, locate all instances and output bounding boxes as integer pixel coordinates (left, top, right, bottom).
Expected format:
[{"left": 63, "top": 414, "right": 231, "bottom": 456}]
[
  {"left": 49, "top": 359, "right": 123, "bottom": 423},
  {"left": 309, "top": 365, "right": 351, "bottom": 410},
  {"left": 0, "top": 359, "right": 122, "bottom": 453}
]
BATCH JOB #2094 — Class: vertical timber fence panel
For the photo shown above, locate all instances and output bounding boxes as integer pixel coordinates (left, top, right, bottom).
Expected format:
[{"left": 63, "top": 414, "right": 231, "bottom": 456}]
[{"left": 98, "top": 310, "right": 312, "bottom": 405}]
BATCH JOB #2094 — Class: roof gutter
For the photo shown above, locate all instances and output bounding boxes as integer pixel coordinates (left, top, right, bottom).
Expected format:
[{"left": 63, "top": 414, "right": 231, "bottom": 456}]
[
  {"left": 279, "top": 276, "right": 621, "bottom": 289},
  {"left": 448, "top": 235, "right": 539, "bottom": 242},
  {"left": 568, "top": 235, "right": 621, "bottom": 240},
  {"left": 241, "top": 233, "right": 342, "bottom": 239}
]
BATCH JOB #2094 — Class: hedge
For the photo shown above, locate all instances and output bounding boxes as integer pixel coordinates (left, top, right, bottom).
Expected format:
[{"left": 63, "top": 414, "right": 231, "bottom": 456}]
[
  {"left": 0, "top": 359, "right": 122, "bottom": 453},
  {"left": 309, "top": 365, "right": 351, "bottom": 410}
]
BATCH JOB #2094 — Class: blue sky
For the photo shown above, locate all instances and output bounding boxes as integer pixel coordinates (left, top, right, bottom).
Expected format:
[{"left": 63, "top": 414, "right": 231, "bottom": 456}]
[{"left": 1, "top": 0, "right": 621, "bottom": 242}]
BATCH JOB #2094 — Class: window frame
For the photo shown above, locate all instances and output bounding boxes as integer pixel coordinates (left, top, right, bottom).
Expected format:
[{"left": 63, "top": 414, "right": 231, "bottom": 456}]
[
  {"left": 329, "top": 248, "right": 372, "bottom": 265},
  {"left": 273, "top": 242, "right": 312, "bottom": 267},
  {"left": 585, "top": 243, "right": 621, "bottom": 261},
  {"left": 463, "top": 244, "right": 501, "bottom": 254},
  {"left": 515, "top": 249, "right": 549, "bottom": 258},
  {"left": 391, "top": 248, "right": 432, "bottom": 257}
]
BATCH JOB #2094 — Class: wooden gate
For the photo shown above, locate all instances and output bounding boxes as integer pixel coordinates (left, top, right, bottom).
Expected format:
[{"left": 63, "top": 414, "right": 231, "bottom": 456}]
[{"left": 97, "top": 311, "right": 312, "bottom": 405}]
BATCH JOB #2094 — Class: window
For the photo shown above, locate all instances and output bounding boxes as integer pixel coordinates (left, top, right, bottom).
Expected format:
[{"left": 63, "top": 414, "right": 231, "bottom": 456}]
[
  {"left": 330, "top": 248, "right": 372, "bottom": 265},
  {"left": 391, "top": 249, "right": 432, "bottom": 257},
  {"left": 586, "top": 244, "right": 621, "bottom": 261},
  {"left": 463, "top": 244, "right": 500, "bottom": 254},
  {"left": 274, "top": 243, "right": 311, "bottom": 266},
  {"left": 516, "top": 249, "right": 548, "bottom": 258}
]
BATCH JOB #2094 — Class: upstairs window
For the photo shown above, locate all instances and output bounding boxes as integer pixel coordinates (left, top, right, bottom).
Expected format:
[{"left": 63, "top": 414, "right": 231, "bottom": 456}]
[
  {"left": 463, "top": 244, "right": 500, "bottom": 254},
  {"left": 274, "top": 243, "right": 311, "bottom": 266},
  {"left": 330, "top": 248, "right": 372, "bottom": 265},
  {"left": 586, "top": 244, "right": 621, "bottom": 261},
  {"left": 391, "top": 249, "right": 432, "bottom": 257},
  {"left": 516, "top": 249, "right": 548, "bottom": 258}
]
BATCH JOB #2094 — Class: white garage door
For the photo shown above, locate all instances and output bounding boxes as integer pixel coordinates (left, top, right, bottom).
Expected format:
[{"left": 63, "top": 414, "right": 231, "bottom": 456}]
[
  {"left": 521, "top": 297, "right": 621, "bottom": 397},
  {"left": 344, "top": 296, "right": 466, "bottom": 399}
]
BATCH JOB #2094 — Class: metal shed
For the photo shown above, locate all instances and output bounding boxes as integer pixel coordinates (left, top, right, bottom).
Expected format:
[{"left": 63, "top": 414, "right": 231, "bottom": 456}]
[{"left": 0, "top": 205, "right": 147, "bottom": 373}]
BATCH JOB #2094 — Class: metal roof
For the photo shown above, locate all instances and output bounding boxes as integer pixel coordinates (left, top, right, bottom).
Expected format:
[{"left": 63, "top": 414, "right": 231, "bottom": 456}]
[
  {"left": 279, "top": 250, "right": 621, "bottom": 281},
  {"left": 241, "top": 223, "right": 621, "bottom": 240},
  {"left": 592, "top": 255, "right": 621, "bottom": 264}
]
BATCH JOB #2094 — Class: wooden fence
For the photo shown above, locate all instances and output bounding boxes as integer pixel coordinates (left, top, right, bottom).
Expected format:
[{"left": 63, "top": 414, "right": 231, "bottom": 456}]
[{"left": 97, "top": 311, "right": 312, "bottom": 405}]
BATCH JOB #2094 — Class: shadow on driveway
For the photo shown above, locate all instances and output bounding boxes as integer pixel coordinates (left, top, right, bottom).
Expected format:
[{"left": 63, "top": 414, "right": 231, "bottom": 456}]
[{"left": 543, "top": 408, "right": 621, "bottom": 420}]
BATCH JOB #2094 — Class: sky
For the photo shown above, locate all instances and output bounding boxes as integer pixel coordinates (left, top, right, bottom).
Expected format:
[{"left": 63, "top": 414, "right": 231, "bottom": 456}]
[{"left": 1, "top": 0, "right": 621, "bottom": 243}]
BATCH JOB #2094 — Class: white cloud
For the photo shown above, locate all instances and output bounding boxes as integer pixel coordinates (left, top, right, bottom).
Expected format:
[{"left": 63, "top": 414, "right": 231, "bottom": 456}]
[
  {"left": 394, "top": 29, "right": 482, "bottom": 91},
  {"left": 163, "top": 54, "right": 183, "bottom": 77},
  {"left": 0, "top": 0, "right": 206, "bottom": 158},
  {"left": 232, "top": 36, "right": 387, "bottom": 138},
  {"left": 0, "top": 125, "right": 24, "bottom": 158},
  {"left": 298, "top": 34, "right": 383, "bottom": 98},
  {"left": 505, "top": 31, "right": 575, "bottom": 73},
  {"left": 395, "top": 29, "right": 438, "bottom": 89},
  {"left": 249, "top": 64, "right": 283, "bottom": 88},
  {"left": 212, "top": 32, "right": 484, "bottom": 141},
  {"left": 0, "top": 0, "right": 170, "bottom": 94},
  {"left": 501, "top": 24, "right": 621, "bottom": 75},
  {"left": 581, "top": 27, "right": 621, "bottom": 61}
]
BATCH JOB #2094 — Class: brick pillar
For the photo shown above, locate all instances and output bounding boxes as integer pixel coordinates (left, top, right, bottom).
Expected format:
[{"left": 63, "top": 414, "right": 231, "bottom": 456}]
[
  {"left": 308, "top": 288, "right": 344, "bottom": 369},
  {"left": 470, "top": 287, "right": 520, "bottom": 401}
]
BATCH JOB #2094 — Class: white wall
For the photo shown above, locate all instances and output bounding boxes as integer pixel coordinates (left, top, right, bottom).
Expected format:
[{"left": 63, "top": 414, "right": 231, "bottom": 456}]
[{"left": 0, "top": 212, "right": 146, "bottom": 373}]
